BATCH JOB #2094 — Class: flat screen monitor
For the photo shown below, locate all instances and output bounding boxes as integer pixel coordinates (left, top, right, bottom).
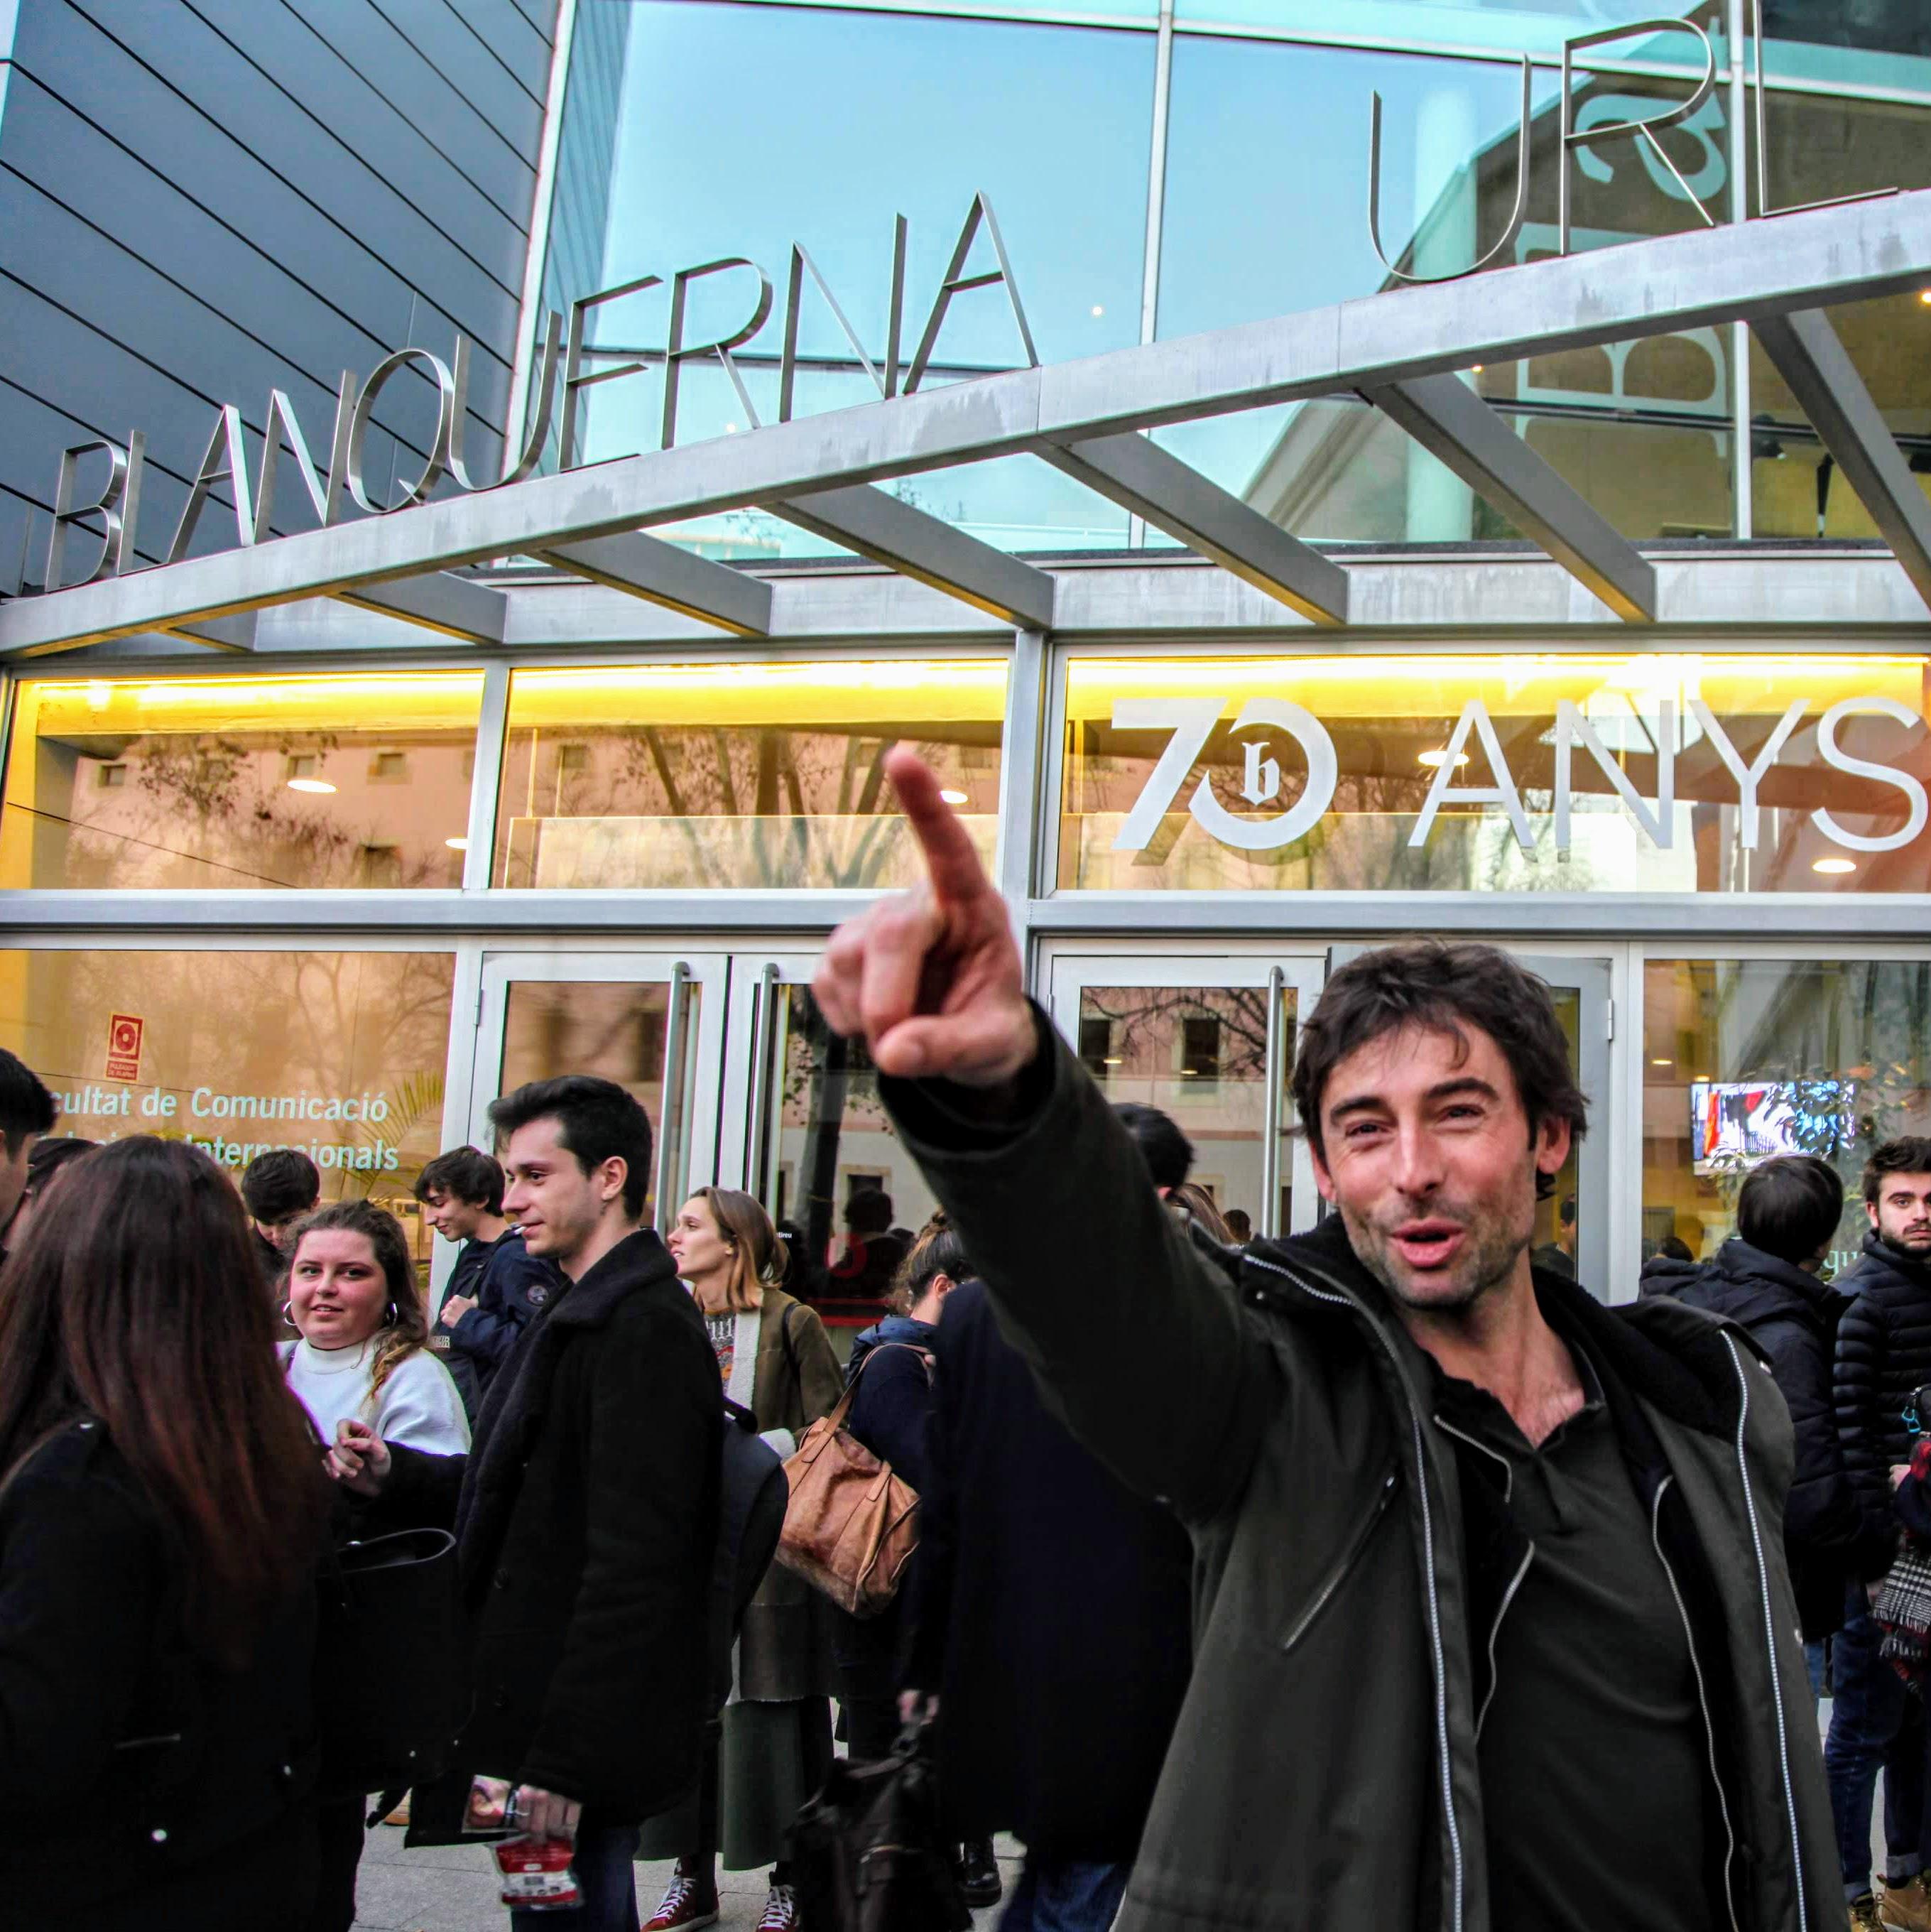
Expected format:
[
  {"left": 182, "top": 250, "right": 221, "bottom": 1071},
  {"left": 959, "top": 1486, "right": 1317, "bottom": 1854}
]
[{"left": 1690, "top": 1079, "right": 1856, "bottom": 1176}]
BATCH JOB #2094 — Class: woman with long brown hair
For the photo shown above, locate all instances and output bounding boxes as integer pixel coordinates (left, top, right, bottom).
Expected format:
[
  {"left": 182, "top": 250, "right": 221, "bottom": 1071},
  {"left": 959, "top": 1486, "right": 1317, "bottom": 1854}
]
[
  {"left": 0, "top": 1136, "right": 334, "bottom": 1929},
  {"left": 653, "top": 1185, "right": 842, "bottom": 1932}
]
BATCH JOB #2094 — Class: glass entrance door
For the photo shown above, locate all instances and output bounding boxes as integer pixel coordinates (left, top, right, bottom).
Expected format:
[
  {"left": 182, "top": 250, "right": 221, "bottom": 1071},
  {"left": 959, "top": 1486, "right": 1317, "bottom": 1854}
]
[
  {"left": 1047, "top": 955, "right": 1325, "bottom": 1239},
  {"left": 459, "top": 950, "right": 731, "bottom": 1279},
  {"left": 1327, "top": 947, "right": 1614, "bottom": 1297}
]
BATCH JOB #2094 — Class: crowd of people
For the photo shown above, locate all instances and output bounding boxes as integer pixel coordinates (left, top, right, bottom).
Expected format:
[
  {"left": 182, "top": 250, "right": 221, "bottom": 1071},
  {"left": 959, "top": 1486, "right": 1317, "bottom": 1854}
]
[{"left": 16, "top": 749, "right": 1931, "bottom": 1932}]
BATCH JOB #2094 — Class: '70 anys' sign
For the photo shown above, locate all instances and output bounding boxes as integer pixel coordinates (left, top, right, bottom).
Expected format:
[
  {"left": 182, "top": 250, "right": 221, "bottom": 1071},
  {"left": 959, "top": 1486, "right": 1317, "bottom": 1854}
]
[{"left": 1111, "top": 695, "right": 1928, "bottom": 857}]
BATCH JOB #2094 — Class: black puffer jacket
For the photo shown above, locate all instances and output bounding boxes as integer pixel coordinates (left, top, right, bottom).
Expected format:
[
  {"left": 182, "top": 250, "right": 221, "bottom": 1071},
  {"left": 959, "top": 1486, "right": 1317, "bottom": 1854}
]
[
  {"left": 1834, "top": 1231, "right": 1931, "bottom": 1549},
  {"left": 1643, "top": 1239, "right": 1888, "bottom": 1636}
]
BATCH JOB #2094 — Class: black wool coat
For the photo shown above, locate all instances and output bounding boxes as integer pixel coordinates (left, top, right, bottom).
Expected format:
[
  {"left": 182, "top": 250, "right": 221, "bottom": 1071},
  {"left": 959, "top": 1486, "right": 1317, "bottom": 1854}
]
[
  {"left": 905, "top": 1279, "right": 1193, "bottom": 1862},
  {"left": 0, "top": 1419, "right": 320, "bottom": 1928},
  {"left": 1643, "top": 1238, "right": 1888, "bottom": 1637},
  {"left": 1834, "top": 1231, "right": 1931, "bottom": 1550},
  {"left": 403, "top": 1229, "right": 722, "bottom": 1824}
]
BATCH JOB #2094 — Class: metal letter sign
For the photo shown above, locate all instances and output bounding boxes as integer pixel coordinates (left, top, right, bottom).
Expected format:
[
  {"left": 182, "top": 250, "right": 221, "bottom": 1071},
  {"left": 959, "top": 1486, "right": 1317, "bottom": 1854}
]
[{"left": 1113, "top": 690, "right": 1927, "bottom": 859}]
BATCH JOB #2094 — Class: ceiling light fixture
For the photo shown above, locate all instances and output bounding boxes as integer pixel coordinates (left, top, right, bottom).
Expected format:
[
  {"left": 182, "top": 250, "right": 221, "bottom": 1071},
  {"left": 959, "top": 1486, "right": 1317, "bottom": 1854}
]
[
  {"left": 286, "top": 777, "right": 337, "bottom": 794},
  {"left": 1651, "top": 1058, "right": 1672, "bottom": 1066},
  {"left": 938, "top": 787, "right": 969, "bottom": 804},
  {"left": 445, "top": 837, "right": 469, "bottom": 851},
  {"left": 1417, "top": 749, "right": 1469, "bottom": 769},
  {"left": 1091, "top": 305, "right": 1104, "bottom": 317},
  {"left": 1812, "top": 856, "right": 1857, "bottom": 874}
]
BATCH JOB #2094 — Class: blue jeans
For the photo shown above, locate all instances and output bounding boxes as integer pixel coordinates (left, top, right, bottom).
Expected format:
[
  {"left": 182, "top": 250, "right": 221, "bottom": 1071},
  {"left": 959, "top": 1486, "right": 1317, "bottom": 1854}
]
[
  {"left": 1806, "top": 1637, "right": 1829, "bottom": 1705},
  {"left": 1826, "top": 1595, "right": 1927, "bottom": 1897},
  {"left": 999, "top": 1857, "right": 1130, "bottom": 1932},
  {"left": 510, "top": 1816, "right": 640, "bottom": 1932}
]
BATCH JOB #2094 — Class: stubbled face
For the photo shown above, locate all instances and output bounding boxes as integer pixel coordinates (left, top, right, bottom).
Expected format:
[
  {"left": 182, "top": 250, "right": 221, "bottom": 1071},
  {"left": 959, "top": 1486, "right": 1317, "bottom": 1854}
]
[
  {"left": 0, "top": 1133, "right": 37, "bottom": 1232},
  {"left": 1312, "top": 1022, "right": 1570, "bottom": 1316},
  {"left": 665, "top": 1196, "right": 732, "bottom": 1288},
  {"left": 501, "top": 1117, "right": 614, "bottom": 1272},
  {"left": 288, "top": 1228, "right": 390, "bottom": 1350},
  {"left": 1869, "top": 1173, "right": 1931, "bottom": 1254},
  {"left": 422, "top": 1188, "right": 487, "bottom": 1244}
]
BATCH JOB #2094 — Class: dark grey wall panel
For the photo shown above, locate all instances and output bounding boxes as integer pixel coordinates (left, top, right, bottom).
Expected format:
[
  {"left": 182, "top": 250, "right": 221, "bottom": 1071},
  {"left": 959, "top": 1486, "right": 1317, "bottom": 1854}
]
[
  {"left": 449, "top": 0, "right": 555, "bottom": 100},
  {"left": 0, "top": 0, "right": 555, "bottom": 597}
]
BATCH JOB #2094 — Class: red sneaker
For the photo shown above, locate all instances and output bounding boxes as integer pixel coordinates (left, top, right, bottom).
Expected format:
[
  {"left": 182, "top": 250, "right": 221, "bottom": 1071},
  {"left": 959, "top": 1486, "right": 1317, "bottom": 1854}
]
[
  {"left": 757, "top": 1882, "right": 800, "bottom": 1932},
  {"left": 644, "top": 1871, "right": 719, "bottom": 1932}
]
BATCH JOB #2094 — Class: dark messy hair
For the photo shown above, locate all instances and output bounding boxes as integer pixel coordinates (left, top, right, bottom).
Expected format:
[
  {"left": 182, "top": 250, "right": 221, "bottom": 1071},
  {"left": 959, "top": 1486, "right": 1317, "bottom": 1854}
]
[
  {"left": 489, "top": 1075, "right": 653, "bottom": 1219},
  {"left": 241, "top": 1147, "right": 320, "bottom": 1225},
  {"left": 890, "top": 1210, "right": 974, "bottom": 1315},
  {"left": 1738, "top": 1155, "right": 1844, "bottom": 1266},
  {"left": 1864, "top": 1138, "right": 1931, "bottom": 1207},
  {"left": 415, "top": 1146, "right": 506, "bottom": 1215},
  {"left": 0, "top": 1138, "right": 331, "bottom": 1666},
  {"left": 0, "top": 1049, "right": 56, "bottom": 1157},
  {"left": 844, "top": 1185, "right": 894, "bottom": 1236},
  {"left": 1290, "top": 941, "right": 1588, "bottom": 1197},
  {"left": 1113, "top": 1102, "right": 1195, "bottom": 1193}
]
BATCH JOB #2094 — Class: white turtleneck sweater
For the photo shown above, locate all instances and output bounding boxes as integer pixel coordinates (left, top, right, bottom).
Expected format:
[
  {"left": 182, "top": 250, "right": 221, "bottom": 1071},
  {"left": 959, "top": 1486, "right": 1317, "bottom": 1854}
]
[{"left": 283, "top": 1335, "right": 471, "bottom": 1455}]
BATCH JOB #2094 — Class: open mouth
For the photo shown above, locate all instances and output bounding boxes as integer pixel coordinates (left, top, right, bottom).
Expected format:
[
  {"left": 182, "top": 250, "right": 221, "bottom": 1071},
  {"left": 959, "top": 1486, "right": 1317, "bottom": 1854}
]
[{"left": 1389, "top": 1220, "right": 1466, "bottom": 1272}]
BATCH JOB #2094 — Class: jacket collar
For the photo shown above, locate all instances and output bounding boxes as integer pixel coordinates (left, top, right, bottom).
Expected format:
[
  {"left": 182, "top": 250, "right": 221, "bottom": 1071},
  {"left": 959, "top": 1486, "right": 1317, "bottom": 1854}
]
[
  {"left": 1251, "top": 1215, "right": 1743, "bottom": 1440},
  {"left": 548, "top": 1228, "right": 678, "bottom": 1330}
]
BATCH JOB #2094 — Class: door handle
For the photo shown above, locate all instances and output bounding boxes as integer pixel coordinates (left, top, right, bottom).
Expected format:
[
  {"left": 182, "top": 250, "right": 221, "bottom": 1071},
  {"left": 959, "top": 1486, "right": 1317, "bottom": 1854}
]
[
  {"left": 745, "top": 962, "right": 781, "bottom": 1205},
  {"left": 653, "top": 962, "right": 692, "bottom": 1225},
  {"left": 1261, "top": 965, "right": 1286, "bottom": 1240}
]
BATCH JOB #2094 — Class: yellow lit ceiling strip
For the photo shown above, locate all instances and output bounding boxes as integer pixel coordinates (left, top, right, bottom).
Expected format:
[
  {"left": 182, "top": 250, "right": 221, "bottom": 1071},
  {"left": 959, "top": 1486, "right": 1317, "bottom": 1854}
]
[{"left": 21, "top": 672, "right": 489, "bottom": 737}]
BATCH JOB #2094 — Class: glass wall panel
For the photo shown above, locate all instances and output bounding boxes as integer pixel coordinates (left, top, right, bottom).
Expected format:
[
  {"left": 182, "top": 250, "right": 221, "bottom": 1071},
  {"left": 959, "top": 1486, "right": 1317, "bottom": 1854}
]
[
  {"left": 0, "top": 674, "right": 484, "bottom": 891},
  {"left": 1747, "top": 92, "right": 1931, "bottom": 538},
  {"left": 494, "top": 658, "right": 1006, "bottom": 890},
  {"left": 1155, "top": 36, "right": 1735, "bottom": 538},
  {"left": 541, "top": 1, "right": 1152, "bottom": 553},
  {"left": 1059, "top": 653, "right": 1931, "bottom": 893},
  {"left": 1642, "top": 957, "right": 1931, "bottom": 1273},
  {"left": 0, "top": 948, "right": 456, "bottom": 1246},
  {"left": 1168, "top": 1, "right": 1719, "bottom": 62}
]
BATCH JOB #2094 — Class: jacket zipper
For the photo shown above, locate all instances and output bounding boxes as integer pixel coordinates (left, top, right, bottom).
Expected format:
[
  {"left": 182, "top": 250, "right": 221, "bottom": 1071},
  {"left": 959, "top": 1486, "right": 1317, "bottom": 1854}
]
[
  {"left": 1649, "top": 1475, "right": 1742, "bottom": 1932},
  {"left": 1430, "top": 1413, "right": 1534, "bottom": 1742},
  {"left": 1280, "top": 1465, "right": 1399, "bottom": 1654},
  {"left": 1723, "top": 1334, "right": 1810, "bottom": 1932},
  {"left": 1246, "top": 1252, "right": 1467, "bottom": 1932}
]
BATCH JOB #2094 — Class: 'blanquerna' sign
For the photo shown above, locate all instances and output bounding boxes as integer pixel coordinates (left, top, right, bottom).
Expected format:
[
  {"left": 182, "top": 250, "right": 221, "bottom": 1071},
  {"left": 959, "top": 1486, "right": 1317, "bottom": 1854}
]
[{"left": 28, "top": 0, "right": 1891, "bottom": 597}]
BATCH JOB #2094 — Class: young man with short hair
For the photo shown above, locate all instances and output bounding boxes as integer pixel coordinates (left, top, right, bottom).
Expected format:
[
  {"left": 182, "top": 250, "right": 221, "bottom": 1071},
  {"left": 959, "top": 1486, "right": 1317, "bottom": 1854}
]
[
  {"left": 0, "top": 1048, "right": 56, "bottom": 1261},
  {"left": 416, "top": 1146, "right": 559, "bottom": 1416},
  {"left": 366, "top": 1076, "right": 719, "bottom": 1932},
  {"left": 1829, "top": 1138, "right": 1931, "bottom": 1929},
  {"left": 811, "top": 747, "right": 1839, "bottom": 1932},
  {"left": 239, "top": 1147, "right": 320, "bottom": 1289}
]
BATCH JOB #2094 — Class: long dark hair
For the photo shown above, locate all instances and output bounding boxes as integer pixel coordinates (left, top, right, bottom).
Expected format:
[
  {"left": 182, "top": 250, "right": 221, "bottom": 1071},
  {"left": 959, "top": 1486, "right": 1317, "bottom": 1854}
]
[
  {"left": 0, "top": 1137, "right": 331, "bottom": 1665},
  {"left": 289, "top": 1198, "right": 428, "bottom": 1409}
]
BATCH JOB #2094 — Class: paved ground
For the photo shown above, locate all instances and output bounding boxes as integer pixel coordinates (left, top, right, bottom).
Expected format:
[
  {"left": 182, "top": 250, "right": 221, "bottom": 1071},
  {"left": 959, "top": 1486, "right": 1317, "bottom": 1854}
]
[{"left": 352, "top": 1820, "right": 1023, "bottom": 1931}]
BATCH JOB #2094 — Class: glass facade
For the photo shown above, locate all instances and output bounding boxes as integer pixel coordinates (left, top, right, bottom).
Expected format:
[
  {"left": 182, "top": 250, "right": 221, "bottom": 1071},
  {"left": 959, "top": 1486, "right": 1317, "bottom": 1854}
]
[
  {"left": 0, "top": 673, "right": 484, "bottom": 891},
  {"left": 492, "top": 658, "right": 1006, "bottom": 890},
  {"left": 1060, "top": 653, "right": 1931, "bottom": 893},
  {"left": 0, "top": 948, "right": 456, "bottom": 1225},
  {"left": 535, "top": 0, "right": 1931, "bottom": 555}
]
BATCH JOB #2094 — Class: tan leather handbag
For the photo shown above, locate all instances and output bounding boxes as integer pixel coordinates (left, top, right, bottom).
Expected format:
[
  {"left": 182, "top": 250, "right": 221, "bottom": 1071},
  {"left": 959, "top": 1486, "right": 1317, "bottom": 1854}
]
[{"left": 776, "top": 1345, "right": 928, "bottom": 1619}]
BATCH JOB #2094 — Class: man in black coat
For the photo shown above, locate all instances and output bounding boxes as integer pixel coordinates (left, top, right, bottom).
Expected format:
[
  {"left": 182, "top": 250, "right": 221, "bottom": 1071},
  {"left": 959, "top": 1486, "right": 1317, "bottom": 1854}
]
[
  {"left": 371, "top": 1076, "right": 721, "bottom": 1932},
  {"left": 1831, "top": 1136, "right": 1931, "bottom": 1928},
  {"left": 1641, "top": 1155, "right": 1884, "bottom": 1649},
  {"left": 905, "top": 1259, "right": 1193, "bottom": 1932},
  {"left": 418, "top": 1145, "right": 560, "bottom": 1418}
]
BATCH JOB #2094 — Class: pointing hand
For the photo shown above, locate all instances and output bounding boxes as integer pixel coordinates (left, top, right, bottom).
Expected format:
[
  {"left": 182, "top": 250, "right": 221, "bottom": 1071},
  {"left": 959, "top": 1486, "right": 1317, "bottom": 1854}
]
[{"left": 812, "top": 748, "right": 1035, "bottom": 1088}]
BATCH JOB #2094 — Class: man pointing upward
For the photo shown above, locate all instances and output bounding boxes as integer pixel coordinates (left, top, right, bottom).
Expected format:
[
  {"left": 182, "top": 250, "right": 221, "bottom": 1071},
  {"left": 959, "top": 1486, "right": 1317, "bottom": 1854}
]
[{"left": 815, "top": 747, "right": 1836, "bottom": 1932}]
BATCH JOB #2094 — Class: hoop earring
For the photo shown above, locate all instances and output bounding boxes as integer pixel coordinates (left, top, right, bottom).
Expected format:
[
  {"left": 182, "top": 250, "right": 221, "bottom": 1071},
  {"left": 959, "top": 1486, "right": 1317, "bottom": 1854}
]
[
  {"left": 281, "top": 1301, "right": 295, "bottom": 1328},
  {"left": 385, "top": 1301, "right": 399, "bottom": 1326}
]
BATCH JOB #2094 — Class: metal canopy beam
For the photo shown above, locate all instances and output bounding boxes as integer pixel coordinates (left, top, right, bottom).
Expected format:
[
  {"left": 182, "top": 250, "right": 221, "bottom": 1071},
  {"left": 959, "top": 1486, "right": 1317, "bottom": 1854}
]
[
  {"left": 770, "top": 485, "right": 1055, "bottom": 629},
  {"left": 533, "top": 532, "right": 771, "bottom": 636},
  {"left": 1364, "top": 374, "right": 1658, "bottom": 622},
  {"left": 170, "top": 612, "right": 258, "bottom": 652},
  {"left": 336, "top": 572, "right": 507, "bottom": 645},
  {"left": 1753, "top": 307, "right": 1931, "bottom": 613},
  {"left": 1038, "top": 433, "right": 1349, "bottom": 624},
  {"left": 4, "top": 188, "right": 1930, "bottom": 652}
]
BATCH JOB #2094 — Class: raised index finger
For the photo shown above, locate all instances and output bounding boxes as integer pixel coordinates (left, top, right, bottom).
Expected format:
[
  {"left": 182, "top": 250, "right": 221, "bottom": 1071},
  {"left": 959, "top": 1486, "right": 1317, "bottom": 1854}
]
[{"left": 885, "top": 747, "right": 993, "bottom": 908}]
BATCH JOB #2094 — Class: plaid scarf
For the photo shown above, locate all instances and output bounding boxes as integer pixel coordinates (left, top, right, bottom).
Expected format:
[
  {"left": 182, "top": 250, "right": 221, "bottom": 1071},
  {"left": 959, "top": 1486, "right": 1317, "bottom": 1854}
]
[{"left": 1876, "top": 1438, "right": 1931, "bottom": 1687}]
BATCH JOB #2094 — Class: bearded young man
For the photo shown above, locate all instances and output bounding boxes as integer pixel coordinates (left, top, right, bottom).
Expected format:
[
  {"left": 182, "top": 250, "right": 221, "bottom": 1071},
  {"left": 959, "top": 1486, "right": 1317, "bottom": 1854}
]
[{"left": 812, "top": 748, "right": 1837, "bottom": 1932}]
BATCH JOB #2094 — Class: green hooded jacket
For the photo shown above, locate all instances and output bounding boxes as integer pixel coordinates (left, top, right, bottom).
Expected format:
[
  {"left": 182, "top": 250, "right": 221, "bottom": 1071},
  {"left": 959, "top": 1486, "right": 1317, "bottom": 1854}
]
[{"left": 881, "top": 1020, "right": 1840, "bottom": 1932}]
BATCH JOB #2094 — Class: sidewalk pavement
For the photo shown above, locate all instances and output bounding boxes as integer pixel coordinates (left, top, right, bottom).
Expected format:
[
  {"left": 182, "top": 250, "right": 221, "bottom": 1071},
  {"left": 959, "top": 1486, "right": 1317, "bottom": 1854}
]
[{"left": 352, "top": 1818, "right": 1023, "bottom": 1932}]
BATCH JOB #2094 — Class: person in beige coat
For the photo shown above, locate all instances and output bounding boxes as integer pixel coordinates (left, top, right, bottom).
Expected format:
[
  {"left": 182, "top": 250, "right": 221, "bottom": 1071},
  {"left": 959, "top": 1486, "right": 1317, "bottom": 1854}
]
[{"left": 651, "top": 1186, "right": 842, "bottom": 1932}]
